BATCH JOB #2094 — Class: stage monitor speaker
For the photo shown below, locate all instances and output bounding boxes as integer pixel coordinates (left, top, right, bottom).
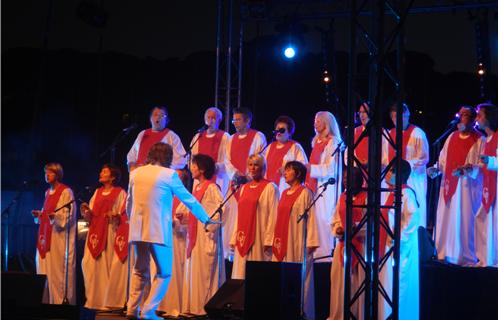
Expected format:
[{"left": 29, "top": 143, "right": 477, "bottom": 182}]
[
  {"left": 245, "top": 261, "right": 301, "bottom": 319},
  {"left": 205, "top": 279, "right": 245, "bottom": 318},
  {"left": 1, "top": 272, "right": 46, "bottom": 308}
]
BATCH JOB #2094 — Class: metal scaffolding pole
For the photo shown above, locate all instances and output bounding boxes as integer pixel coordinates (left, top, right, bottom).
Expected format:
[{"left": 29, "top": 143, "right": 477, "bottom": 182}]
[
  {"left": 344, "top": 1, "right": 414, "bottom": 319},
  {"left": 214, "top": 0, "right": 243, "bottom": 133}
]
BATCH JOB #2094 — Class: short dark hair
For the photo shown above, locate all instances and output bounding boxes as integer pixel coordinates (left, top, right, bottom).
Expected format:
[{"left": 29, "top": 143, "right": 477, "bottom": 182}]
[
  {"left": 460, "top": 105, "right": 477, "bottom": 119},
  {"left": 146, "top": 142, "right": 173, "bottom": 167},
  {"left": 284, "top": 161, "right": 307, "bottom": 184},
  {"left": 102, "top": 163, "right": 122, "bottom": 185},
  {"left": 274, "top": 115, "right": 296, "bottom": 136},
  {"left": 392, "top": 159, "right": 411, "bottom": 184},
  {"left": 150, "top": 105, "right": 168, "bottom": 118},
  {"left": 389, "top": 102, "right": 409, "bottom": 114},
  {"left": 233, "top": 107, "right": 253, "bottom": 122},
  {"left": 477, "top": 103, "right": 498, "bottom": 131},
  {"left": 192, "top": 154, "right": 216, "bottom": 180}
]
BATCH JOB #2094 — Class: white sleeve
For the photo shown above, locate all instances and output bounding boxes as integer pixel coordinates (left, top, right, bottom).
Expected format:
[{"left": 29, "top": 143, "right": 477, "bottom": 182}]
[
  {"left": 126, "top": 174, "right": 134, "bottom": 218},
  {"left": 253, "top": 131, "right": 267, "bottom": 155},
  {"left": 53, "top": 188, "right": 75, "bottom": 230},
  {"left": 437, "top": 133, "right": 452, "bottom": 173},
  {"left": 216, "top": 133, "right": 230, "bottom": 176},
  {"left": 127, "top": 131, "right": 145, "bottom": 166},
  {"left": 225, "top": 135, "right": 237, "bottom": 179},
  {"left": 292, "top": 142, "right": 308, "bottom": 164},
  {"left": 408, "top": 128, "right": 430, "bottom": 169},
  {"left": 263, "top": 183, "right": 279, "bottom": 247},
  {"left": 171, "top": 172, "right": 209, "bottom": 223},
  {"left": 204, "top": 184, "right": 224, "bottom": 232},
  {"left": 165, "top": 131, "right": 187, "bottom": 170}
]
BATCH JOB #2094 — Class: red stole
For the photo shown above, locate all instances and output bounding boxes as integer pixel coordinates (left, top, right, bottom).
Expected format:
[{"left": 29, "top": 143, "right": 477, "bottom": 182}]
[
  {"left": 388, "top": 125, "right": 416, "bottom": 162},
  {"left": 87, "top": 187, "right": 122, "bottom": 259},
  {"left": 136, "top": 128, "right": 170, "bottom": 165},
  {"left": 443, "top": 131, "right": 481, "bottom": 204},
  {"left": 198, "top": 130, "right": 225, "bottom": 161},
  {"left": 337, "top": 191, "right": 367, "bottom": 268},
  {"left": 482, "top": 131, "right": 498, "bottom": 212},
  {"left": 235, "top": 180, "right": 270, "bottom": 257},
  {"left": 305, "top": 138, "right": 330, "bottom": 193},
  {"left": 272, "top": 185, "right": 305, "bottom": 261},
  {"left": 230, "top": 129, "right": 258, "bottom": 174},
  {"left": 354, "top": 126, "right": 369, "bottom": 163},
  {"left": 266, "top": 141, "right": 295, "bottom": 185},
  {"left": 171, "top": 197, "right": 181, "bottom": 219},
  {"left": 37, "top": 184, "right": 68, "bottom": 259},
  {"left": 186, "top": 181, "right": 212, "bottom": 258},
  {"left": 114, "top": 202, "right": 129, "bottom": 263}
]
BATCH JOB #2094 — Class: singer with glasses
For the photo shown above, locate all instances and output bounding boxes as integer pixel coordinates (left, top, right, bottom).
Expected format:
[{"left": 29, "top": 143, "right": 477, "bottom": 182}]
[
  {"left": 271, "top": 161, "right": 319, "bottom": 319},
  {"left": 304, "top": 111, "right": 343, "bottom": 262},
  {"left": 80, "top": 164, "right": 129, "bottom": 310},
  {"left": 188, "top": 107, "right": 230, "bottom": 196},
  {"left": 224, "top": 108, "right": 267, "bottom": 260},
  {"left": 263, "top": 116, "right": 308, "bottom": 194},
  {"left": 230, "top": 154, "right": 279, "bottom": 279},
  {"left": 427, "top": 106, "right": 483, "bottom": 265},
  {"left": 127, "top": 106, "right": 187, "bottom": 172},
  {"left": 383, "top": 103, "right": 429, "bottom": 228},
  {"left": 31, "top": 163, "right": 76, "bottom": 304}
]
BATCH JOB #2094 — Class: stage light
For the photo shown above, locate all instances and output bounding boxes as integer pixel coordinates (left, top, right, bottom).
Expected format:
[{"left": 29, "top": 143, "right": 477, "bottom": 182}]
[
  {"left": 477, "top": 63, "right": 485, "bottom": 76},
  {"left": 283, "top": 46, "right": 296, "bottom": 59},
  {"left": 323, "top": 70, "right": 331, "bottom": 83}
]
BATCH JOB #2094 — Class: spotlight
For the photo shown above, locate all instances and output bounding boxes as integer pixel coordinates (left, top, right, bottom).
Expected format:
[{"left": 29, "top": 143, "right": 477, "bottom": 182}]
[
  {"left": 283, "top": 46, "right": 296, "bottom": 59},
  {"left": 323, "top": 70, "right": 331, "bottom": 83},
  {"left": 477, "top": 63, "right": 485, "bottom": 76}
]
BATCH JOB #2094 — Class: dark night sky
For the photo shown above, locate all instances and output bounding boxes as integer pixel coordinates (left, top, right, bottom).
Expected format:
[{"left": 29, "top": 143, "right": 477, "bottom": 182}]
[{"left": 2, "top": 1, "right": 497, "bottom": 74}]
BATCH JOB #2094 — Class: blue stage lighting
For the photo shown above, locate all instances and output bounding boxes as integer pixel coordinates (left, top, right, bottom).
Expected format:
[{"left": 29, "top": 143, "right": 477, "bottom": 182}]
[{"left": 283, "top": 46, "right": 296, "bottom": 59}]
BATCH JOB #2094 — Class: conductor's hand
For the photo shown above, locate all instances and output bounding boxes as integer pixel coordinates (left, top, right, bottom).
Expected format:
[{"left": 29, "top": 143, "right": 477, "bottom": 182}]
[
  {"left": 204, "top": 218, "right": 222, "bottom": 228},
  {"left": 31, "top": 210, "right": 42, "bottom": 218}
]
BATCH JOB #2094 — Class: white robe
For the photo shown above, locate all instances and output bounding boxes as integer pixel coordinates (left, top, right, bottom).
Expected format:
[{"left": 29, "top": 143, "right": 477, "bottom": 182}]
[
  {"left": 309, "top": 137, "right": 343, "bottom": 262},
  {"left": 157, "top": 205, "right": 187, "bottom": 316},
  {"left": 434, "top": 132, "right": 483, "bottom": 265},
  {"left": 190, "top": 131, "right": 231, "bottom": 196},
  {"left": 230, "top": 182, "right": 278, "bottom": 279},
  {"left": 223, "top": 130, "right": 267, "bottom": 259},
  {"left": 81, "top": 188, "right": 128, "bottom": 310},
  {"left": 263, "top": 141, "right": 309, "bottom": 194},
  {"left": 474, "top": 137, "right": 498, "bottom": 267},
  {"left": 271, "top": 187, "right": 319, "bottom": 320},
  {"left": 328, "top": 196, "right": 365, "bottom": 320},
  {"left": 182, "top": 183, "right": 225, "bottom": 315},
  {"left": 379, "top": 188, "right": 420, "bottom": 320},
  {"left": 127, "top": 128, "right": 187, "bottom": 170},
  {"left": 35, "top": 188, "right": 77, "bottom": 305},
  {"left": 383, "top": 125, "right": 429, "bottom": 227}
]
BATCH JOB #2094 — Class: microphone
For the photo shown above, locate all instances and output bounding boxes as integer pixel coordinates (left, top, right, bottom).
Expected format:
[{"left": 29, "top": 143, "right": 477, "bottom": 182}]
[
  {"left": 197, "top": 124, "right": 209, "bottom": 133},
  {"left": 272, "top": 128, "right": 286, "bottom": 135},
  {"left": 122, "top": 123, "right": 138, "bottom": 133},
  {"left": 319, "top": 177, "right": 336, "bottom": 189},
  {"left": 232, "top": 175, "right": 249, "bottom": 186}
]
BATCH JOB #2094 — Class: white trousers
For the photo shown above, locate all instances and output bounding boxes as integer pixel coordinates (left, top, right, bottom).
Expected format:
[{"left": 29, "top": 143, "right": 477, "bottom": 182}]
[{"left": 127, "top": 241, "right": 172, "bottom": 319}]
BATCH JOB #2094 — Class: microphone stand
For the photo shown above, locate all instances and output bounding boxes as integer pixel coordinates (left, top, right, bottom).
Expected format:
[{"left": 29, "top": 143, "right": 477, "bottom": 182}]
[
  {"left": 100, "top": 126, "right": 137, "bottom": 164},
  {"left": 331, "top": 141, "right": 343, "bottom": 206},
  {"left": 2, "top": 183, "right": 28, "bottom": 271},
  {"left": 209, "top": 183, "right": 242, "bottom": 287},
  {"left": 186, "top": 130, "right": 205, "bottom": 171},
  {"left": 297, "top": 183, "right": 331, "bottom": 320}
]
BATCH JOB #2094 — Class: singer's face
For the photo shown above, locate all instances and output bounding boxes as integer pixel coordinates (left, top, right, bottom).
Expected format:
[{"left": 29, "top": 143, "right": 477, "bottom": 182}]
[
  {"left": 150, "top": 108, "right": 168, "bottom": 130},
  {"left": 247, "top": 159, "right": 263, "bottom": 180},
  {"left": 205, "top": 110, "right": 220, "bottom": 129},
  {"left": 275, "top": 122, "right": 290, "bottom": 142},
  {"left": 476, "top": 108, "right": 488, "bottom": 130},
  {"left": 314, "top": 116, "right": 326, "bottom": 133},
  {"left": 358, "top": 105, "right": 369, "bottom": 125},
  {"left": 458, "top": 108, "right": 474, "bottom": 128},
  {"left": 190, "top": 163, "right": 202, "bottom": 180},
  {"left": 44, "top": 170, "right": 57, "bottom": 184},
  {"left": 283, "top": 167, "right": 297, "bottom": 184},
  {"left": 232, "top": 113, "right": 249, "bottom": 133},
  {"left": 390, "top": 111, "right": 410, "bottom": 129},
  {"left": 99, "top": 167, "right": 114, "bottom": 185}
]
